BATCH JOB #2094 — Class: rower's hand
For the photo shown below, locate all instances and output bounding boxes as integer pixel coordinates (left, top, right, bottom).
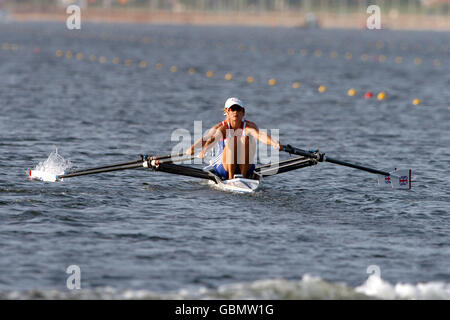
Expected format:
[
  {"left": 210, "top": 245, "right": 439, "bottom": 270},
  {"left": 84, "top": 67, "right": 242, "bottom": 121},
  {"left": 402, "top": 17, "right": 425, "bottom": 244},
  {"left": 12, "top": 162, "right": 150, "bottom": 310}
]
[
  {"left": 198, "top": 150, "right": 206, "bottom": 159},
  {"left": 272, "top": 142, "right": 282, "bottom": 151},
  {"left": 186, "top": 146, "right": 195, "bottom": 156}
]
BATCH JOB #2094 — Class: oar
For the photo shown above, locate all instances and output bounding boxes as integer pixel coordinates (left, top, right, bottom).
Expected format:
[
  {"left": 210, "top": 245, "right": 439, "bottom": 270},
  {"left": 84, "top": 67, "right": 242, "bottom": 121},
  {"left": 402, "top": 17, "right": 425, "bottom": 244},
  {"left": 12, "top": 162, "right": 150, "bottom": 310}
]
[
  {"left": 59, "top": 151, "right": 187, "bottom": 177},
  {"left": 59, "top": 154, "right": 196, "bottom": 180},
  {"left": 282, "top": 144, "right": 412, "bottom": 189},
  {"left": 29, "top": 152, "right": 192, "bottom": 182}
]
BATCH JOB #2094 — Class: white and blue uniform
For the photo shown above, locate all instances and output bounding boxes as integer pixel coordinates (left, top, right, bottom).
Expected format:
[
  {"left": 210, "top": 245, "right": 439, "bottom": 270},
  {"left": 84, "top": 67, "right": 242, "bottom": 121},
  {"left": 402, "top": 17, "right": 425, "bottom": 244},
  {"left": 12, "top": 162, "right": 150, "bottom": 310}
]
[{"left": 210, "top": 120, "right": 256, "bottom": 179}]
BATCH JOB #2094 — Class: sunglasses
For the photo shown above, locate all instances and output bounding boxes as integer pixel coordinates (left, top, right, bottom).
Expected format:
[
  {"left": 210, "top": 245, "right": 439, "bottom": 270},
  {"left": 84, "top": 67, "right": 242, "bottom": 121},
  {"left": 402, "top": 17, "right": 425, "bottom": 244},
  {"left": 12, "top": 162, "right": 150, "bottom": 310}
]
[{"left": 228, "top": 105, "right": 244, "bottom": 112}]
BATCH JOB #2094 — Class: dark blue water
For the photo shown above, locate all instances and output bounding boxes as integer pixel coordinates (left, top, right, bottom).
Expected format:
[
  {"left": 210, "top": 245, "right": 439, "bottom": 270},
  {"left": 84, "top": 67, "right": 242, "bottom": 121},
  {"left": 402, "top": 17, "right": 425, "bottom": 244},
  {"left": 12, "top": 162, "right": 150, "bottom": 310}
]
[{"left": 0, "top": 22, "right": 449, "bottom": 299}]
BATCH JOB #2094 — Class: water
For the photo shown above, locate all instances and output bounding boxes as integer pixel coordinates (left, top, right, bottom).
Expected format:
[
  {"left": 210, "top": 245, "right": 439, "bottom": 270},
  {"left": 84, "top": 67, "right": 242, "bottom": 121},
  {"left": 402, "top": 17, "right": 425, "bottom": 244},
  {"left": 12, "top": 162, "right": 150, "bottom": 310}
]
[{"left": 0, "top": 22, "right": 449, "bottom": 299}]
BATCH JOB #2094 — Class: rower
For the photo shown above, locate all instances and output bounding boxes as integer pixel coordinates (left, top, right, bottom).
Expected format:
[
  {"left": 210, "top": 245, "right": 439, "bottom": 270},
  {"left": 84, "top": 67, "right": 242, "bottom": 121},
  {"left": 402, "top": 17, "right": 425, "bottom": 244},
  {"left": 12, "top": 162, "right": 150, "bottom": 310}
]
[{"left": 187, "top": 97, "right": 282, "bottom": 180}]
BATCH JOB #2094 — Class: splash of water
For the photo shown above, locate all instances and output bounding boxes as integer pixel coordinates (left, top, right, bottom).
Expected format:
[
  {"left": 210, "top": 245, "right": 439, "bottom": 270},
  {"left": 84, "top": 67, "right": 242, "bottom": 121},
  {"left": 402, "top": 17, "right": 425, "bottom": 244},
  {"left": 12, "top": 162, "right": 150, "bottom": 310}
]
[{"left": 34, "top": 148, "right": 72, "bottom": 176}]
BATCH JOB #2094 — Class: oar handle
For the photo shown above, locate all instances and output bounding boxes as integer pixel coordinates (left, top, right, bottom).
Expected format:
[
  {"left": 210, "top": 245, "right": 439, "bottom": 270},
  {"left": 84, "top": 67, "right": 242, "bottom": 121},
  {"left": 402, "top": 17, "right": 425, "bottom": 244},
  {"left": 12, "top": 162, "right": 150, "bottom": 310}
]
[
  {"left": 148, "top": 151, "right": 186, "bottom": 161},
  {"left": 282, "top": 145, "right": 323, "bottom": 161},
  {"left": 147, "top": 155, "right": 197, "bottom": 167}
]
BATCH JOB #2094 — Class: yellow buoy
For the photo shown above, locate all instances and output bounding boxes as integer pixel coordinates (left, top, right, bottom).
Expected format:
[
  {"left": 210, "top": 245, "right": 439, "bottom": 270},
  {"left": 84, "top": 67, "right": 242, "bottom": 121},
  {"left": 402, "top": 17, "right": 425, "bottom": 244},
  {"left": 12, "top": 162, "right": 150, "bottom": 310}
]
[
  {"left": 225, "top": 73, "right": 233, "bottom": 81},
  {"left": 268, "top": 78, "right": 276, "bottom": 86},
  {"left": 292, "top": 82, "right": 300, "bottom": 89},
  {"left": 188, "top": 67, "right": 196, "bottom": 74},
  {"left": 377, "top": 92, "right": 387, "bottom": 100},
  {"left": 155, "top": 63, "right": 162, "bottom": 70},
  {"left": 318, "top": 85, "right": 327, "bottom": 93},
  {"left": 170, "top": 66, "right": 177, "bottom": 72},
  {"left": 206, "top": 70, "right": 214, "bottom": 78},
  {"left": 139, "top": 61, "right": 147, "bottom": 68},
  {"left": 347, "top": 88, "right": 356, "bottom": 97},
  {"left": 412, "top": 99, "right": 421, "bottom": 105},
  {"left": 247, "top": 76, "right": 254, "bottom": 84}
]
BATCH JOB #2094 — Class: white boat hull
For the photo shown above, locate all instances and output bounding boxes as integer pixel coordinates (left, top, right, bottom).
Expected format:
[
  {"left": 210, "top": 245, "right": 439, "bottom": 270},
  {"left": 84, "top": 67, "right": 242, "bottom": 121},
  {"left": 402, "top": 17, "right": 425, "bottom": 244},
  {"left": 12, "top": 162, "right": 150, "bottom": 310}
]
[{"left": 207, "top": 172, "right": 261, "bottom": 193}]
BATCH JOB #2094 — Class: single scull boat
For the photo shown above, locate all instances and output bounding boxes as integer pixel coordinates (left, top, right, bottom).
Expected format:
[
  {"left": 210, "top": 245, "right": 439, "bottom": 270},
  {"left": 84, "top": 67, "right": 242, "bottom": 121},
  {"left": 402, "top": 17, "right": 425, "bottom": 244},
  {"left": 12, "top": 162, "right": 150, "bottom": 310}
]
[{"left": 29, "top": 145, "right": 412, "bottom": 192}]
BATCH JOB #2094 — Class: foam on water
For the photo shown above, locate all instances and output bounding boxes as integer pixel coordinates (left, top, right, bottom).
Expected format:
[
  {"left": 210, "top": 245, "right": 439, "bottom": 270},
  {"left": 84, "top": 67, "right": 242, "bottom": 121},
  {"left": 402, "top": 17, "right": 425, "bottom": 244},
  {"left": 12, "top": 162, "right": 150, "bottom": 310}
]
[
  {"left": 1, "top": 275, "right": 449, "bottom": 300},
  {"left": 355, "top": 274, "right": 450, "bottom": 300}
]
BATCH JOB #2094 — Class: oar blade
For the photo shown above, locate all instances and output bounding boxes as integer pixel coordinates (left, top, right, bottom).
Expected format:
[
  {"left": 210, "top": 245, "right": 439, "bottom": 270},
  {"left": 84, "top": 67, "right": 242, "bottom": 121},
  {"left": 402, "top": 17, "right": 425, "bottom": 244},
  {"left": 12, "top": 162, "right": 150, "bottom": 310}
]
[
  {"left": 377, "top": 169, "right": 412, "bottom": 190},
  {"left": 28, "top": 169, "right": 61, "bottom": 182},
  {"left": 377, "top": 174, "right": 394, "bottom": 188},
  {"left": 390, "top": 169, "right": 412, "bottom": 190}
]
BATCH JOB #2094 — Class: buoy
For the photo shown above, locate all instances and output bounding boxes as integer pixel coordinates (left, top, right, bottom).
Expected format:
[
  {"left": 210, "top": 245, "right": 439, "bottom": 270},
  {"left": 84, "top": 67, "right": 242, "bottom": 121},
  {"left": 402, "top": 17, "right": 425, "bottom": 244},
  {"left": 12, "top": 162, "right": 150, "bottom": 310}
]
[
  {"left": 377, "top": 92, "right": 387, "bottom": 101},
  {"left": 318, "top": 85, "right": 327, "bottom": 93},
  {"left": 365, "top": 92, "right": 373, "bottom": 99},
  {"left": 292, "top": 82, "right": 300, "bottom": 89},
  {"left": 412, "top": 99, "right": 421, "bottom": 105},
  {"left": 268, "top": 78, "right": 276, "bottom": 86},
  {"left": 348, "top": 88, "right": 356, "bottom": 97}
]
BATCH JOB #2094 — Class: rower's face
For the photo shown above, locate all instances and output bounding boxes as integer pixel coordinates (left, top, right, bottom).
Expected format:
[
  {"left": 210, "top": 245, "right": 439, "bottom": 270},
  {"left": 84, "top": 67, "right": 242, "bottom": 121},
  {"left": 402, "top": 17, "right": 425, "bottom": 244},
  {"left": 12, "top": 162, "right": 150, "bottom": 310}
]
[{"left": 227, "top": 106, "right": 245, "bottom": 120}]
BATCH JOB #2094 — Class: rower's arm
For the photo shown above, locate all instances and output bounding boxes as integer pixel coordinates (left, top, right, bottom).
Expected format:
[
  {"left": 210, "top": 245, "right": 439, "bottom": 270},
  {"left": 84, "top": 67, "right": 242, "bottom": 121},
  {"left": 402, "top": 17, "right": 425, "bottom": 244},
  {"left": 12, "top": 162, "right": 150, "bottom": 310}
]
[
  {"left": 246, "top": 124, "right": 283, "bottom": 151},
  {"left": 186, "top": 122, "right": 222, "bottom": 155},
  {"left": 198, "top": 126, "right": 225, "bottom": 158}
]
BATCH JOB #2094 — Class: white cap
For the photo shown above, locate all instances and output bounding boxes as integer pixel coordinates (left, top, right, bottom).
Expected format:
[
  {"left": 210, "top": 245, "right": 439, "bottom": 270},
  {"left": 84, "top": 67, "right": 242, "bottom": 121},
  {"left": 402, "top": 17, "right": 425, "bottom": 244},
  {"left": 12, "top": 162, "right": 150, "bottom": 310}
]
[{"left": 224, "top": 97, "right": 245, "bottom": 110}]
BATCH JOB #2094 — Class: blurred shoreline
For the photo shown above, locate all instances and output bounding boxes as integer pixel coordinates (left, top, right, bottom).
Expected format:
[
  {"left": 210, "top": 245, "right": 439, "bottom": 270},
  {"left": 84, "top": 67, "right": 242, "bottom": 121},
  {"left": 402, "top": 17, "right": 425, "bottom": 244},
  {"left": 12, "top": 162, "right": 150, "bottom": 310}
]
[{"left": 7, "top": 8, "right": 450, "bottom": 31}]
